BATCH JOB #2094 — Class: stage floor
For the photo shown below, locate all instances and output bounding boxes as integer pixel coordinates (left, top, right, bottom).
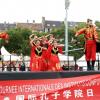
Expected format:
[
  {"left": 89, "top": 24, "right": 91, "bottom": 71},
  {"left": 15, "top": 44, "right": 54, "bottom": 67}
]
[{"left": 0, "top": 71, "right": 100, "bottom": 80}]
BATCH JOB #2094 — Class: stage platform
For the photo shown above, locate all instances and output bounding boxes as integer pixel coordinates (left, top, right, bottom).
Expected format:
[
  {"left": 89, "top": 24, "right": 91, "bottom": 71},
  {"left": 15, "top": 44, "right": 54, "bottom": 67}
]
[{"left": 0, "top": 71, "right": 100, "bottom": 80}]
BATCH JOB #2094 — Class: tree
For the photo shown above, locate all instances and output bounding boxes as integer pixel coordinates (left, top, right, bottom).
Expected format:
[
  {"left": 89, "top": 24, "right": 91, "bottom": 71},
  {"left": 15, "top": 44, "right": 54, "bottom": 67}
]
[
  {"left": 5, "top": 28, "right": 32, "bottom": 55},
  {"left": 95, "top": 21, "right": 100, "bottom": 29}
]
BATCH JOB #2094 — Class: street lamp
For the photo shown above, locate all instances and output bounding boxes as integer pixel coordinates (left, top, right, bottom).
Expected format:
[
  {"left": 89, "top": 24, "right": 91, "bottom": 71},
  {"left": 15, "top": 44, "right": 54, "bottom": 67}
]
[{"left": 65, "top": 0, "right": 70, "bottom": 56}]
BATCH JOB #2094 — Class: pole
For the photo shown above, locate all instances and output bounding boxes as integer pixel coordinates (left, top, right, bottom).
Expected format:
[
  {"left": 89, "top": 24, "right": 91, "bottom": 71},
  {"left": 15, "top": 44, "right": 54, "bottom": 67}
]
[
  {"left": 65, "top": 0, "right": 70, "bottom": 56},
  {"left": 65, "top": 10, "right": 68, "bottom": 56}
]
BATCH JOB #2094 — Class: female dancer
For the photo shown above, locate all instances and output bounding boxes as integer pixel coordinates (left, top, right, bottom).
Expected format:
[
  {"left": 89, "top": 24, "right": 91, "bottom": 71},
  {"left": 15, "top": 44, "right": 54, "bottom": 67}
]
[
  {"left": 29, "top": 34, "right": 38, "bottom": 71},
  {"left": 48, "top": 40, "right": 62, "bottom": 71},
  {"left": 30, "top": 38, "right": 47, "bottom": 71}
]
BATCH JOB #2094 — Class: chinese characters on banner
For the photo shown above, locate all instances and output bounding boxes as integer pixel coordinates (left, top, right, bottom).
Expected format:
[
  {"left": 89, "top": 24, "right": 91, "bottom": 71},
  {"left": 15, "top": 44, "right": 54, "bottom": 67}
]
[{"left": 0, "top": 74, "right": 100, "bottom": 100}]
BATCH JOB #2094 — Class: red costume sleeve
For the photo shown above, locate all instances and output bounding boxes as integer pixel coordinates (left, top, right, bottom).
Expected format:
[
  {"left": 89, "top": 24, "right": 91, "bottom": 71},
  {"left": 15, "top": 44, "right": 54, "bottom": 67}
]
[
  {"left": 93, "top": 27, "right": 98, "bottom": 40},
  {"left": 76, "top": 28, "right": 86, "bottom": 36}
]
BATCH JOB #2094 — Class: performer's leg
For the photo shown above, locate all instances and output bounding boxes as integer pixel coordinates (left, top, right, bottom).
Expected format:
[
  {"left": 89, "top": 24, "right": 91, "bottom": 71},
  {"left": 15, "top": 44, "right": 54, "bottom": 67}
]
[
  {"left": 91, "top": 41, "right": 96, "bottom": 71},
  {"left": 87, "top": 61, "right": 91, "bottom": 71},
  {"left": 85, "top": 43, "right": 91, "bottom": 71},
  {"left": 91, "top": 60, "right": 95, "bottom": 70}
]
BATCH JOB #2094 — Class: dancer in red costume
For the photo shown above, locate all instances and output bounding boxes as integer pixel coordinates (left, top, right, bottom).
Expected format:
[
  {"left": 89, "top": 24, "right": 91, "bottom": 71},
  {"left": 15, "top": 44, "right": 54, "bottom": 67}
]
[
  {"left": 48, "top": 40, "right": 62, "bottom": 71},
  {"left": 29, "top": 34, "right": 38, "bottom": 71},
  {"left": 48, "top": 34, "right": 63, "bottom": 58},
  {"left": 30, "top": 37, "right": 47, "bottom": 71},
  {"left": 40, "top": 36, "right": 49, "bottom": 71},
  {"left": 40, "top": 34, "right": 54, "bottom": 71},
  {"left": 75, "top": 19, "right": 99, "bottom": 70}
]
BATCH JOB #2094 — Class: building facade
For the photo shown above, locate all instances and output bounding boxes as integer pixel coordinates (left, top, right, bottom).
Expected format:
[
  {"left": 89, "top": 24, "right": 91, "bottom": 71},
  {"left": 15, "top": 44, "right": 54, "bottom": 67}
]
[
  {"left": 42, "top": 17, "right": 63, "bottom": 32},
  {"left": 0, "top": 22, "right": 16, "bottom": 32},
  {"left": 0, "top": 18, "right": 82, "bottom": 32}
]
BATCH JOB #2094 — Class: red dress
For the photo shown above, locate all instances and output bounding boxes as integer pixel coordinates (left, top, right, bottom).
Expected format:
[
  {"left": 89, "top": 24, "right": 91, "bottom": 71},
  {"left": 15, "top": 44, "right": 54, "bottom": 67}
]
[
  {"left": 30, "top": 46, "right": 47, "bottom": 71},
  {"left": 48, "top": 45, "right": 62, "bottom": 71},
  {"left": 41, "top": 42, "right": 49, "bottom": 60},
  {"left": 42, "top": 43, "right": 49, "bottom": 71}
]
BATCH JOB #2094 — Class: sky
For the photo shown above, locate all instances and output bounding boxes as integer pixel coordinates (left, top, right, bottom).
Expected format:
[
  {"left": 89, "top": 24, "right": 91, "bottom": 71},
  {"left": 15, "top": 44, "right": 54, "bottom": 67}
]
[{"left": 0, "top": 0, "right": 100, "bottom": 23}]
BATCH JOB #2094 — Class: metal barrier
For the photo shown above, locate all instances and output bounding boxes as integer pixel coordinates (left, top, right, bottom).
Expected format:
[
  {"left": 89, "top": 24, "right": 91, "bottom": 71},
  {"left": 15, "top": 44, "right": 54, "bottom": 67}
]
[
  {"left": 0, "top": 55, "right": 30, "bottom": 72},
  {"left": 0, "top": 52, "right": 100, "bottom": 72}
]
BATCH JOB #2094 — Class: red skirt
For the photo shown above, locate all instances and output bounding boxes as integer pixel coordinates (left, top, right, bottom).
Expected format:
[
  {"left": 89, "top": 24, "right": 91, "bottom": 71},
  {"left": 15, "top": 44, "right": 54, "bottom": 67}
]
[
  {"left": 48, "top": 54, "right": 62, "bottom": 71},
  {"left": 42, "top": 50, "right": 48, "bottom": 71},
  {"left": 85, "top": 40, "right": 96, "bottom": 61},
  {"left": 31, "top": 55, "right": 47, "bottom": 72}
]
